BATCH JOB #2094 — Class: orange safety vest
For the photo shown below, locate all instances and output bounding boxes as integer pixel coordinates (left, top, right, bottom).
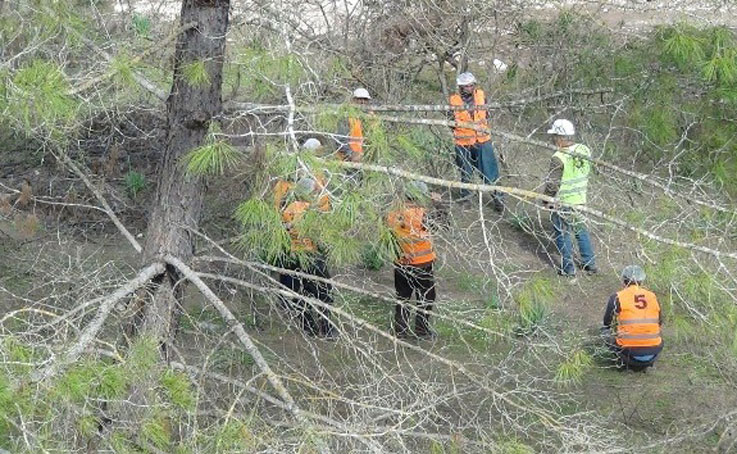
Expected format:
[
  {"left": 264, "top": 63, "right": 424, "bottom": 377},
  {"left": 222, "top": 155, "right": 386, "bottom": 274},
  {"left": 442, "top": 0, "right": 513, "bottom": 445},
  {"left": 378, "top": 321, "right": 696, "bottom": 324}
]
[
  {"left": 615, "top": 285, "right": 662, "bottom": 348},
  {"left": 386, "top": 204, "right": 436, "bottom": 265},
  {"left": 273, "top": 174, "right": 330, "bottom": 212},
  {"left": 282, "top": 201, "right": 317, "bottom": 253},
  {"left": 273, "top": 179, "right": 294, "bottom": 210},
  {"left": 449, "top": 89, "right": 491, "bottom": 146},
  {"left": 347, "top": 117, "right": 364, "bottom": 159}
]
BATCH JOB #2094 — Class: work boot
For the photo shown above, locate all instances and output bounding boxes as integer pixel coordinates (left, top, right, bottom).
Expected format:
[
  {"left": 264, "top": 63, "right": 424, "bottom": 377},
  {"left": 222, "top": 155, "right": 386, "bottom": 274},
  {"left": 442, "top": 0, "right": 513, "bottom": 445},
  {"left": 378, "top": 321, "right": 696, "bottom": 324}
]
[
  {"left": 394, "top": 305, "right": 411, "bottom": 339},
  {"left": 415, "top": 311, "right": 436, "bottom": 340},
  {"left": 493, "top": 197, "right": 505, "bottom": 213},
  {"left": 581, "top": 264, "right": 599, "bottom": 275},
  {"left": 557, "top": 269, "right": 576, "bottom": 278}
]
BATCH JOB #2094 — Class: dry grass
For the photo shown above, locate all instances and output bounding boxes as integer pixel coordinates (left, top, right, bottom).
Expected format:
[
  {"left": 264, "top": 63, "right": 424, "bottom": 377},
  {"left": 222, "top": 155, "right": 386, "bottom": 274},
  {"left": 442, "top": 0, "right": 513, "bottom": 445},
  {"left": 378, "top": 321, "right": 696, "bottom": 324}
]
[
  {"left": 16, "top": 180, "right": 32, "bottom": 207},
  {"left": 15, "top": 213, "right": 40, "bottom": 238},
  {"left": 0, "top": 195, "right": 11, "bottom": 216}
]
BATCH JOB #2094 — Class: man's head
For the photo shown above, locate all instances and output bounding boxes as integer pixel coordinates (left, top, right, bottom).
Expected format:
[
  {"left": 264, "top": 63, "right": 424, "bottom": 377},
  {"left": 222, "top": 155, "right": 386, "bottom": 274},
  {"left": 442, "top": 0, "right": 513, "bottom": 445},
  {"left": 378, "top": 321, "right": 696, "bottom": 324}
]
[
  {"left": 405, "top": 180, "right": 429, "bottom": 203},
  {"left": 547, "top": 119, "right": 575, "bottom": 147},
  {"left": 352, "top": 87, "right": 371, "bottom": 105},
  {"left": 294, "top": 177, "right": 317, "bottom": 202},
  {"left": 456, "top": 72, "right": 477, "bottom": 95},
  {"left": 621, "top": 265, "right": 646, "bottom": 286}
]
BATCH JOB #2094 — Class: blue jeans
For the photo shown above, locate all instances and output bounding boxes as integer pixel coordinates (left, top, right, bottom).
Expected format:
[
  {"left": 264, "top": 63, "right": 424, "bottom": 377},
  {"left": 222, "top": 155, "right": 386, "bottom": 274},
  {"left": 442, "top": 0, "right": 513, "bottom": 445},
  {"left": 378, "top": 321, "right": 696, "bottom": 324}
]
[
  {"left": 454, "top": 141, "right": 500, "bottom": 198},
  {"left": 551, "top": 209, "right": 595, "bottom": 275}
]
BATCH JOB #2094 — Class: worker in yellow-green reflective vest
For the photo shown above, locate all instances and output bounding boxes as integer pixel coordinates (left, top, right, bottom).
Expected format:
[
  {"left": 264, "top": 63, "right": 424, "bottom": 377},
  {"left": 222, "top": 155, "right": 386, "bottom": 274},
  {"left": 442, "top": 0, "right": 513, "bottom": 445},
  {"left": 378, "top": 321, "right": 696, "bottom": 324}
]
[{"left": 543, "top": 119, "right": 597, "bottom": 278}]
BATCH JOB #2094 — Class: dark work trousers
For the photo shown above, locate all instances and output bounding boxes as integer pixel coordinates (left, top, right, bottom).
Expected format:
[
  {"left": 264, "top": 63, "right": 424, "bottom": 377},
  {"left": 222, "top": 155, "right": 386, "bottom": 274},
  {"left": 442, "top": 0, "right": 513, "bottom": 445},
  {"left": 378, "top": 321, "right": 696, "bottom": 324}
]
[
  {"left": 394, "top": 262, "right": 436, "bottom": 336},
  {"left": 278, "top": 254, "right": 335, "bottom": 337},
  {"left": 604, "top": 335, "right": 663, "bottom": 371}
]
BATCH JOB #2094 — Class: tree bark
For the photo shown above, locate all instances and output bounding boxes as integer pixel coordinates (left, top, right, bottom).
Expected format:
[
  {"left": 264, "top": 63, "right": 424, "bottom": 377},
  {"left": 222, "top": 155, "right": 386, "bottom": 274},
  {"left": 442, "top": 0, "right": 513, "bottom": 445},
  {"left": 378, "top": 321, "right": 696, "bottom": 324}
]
[{"left": 137, "top": 0, "right": 231, "bottom": 348}]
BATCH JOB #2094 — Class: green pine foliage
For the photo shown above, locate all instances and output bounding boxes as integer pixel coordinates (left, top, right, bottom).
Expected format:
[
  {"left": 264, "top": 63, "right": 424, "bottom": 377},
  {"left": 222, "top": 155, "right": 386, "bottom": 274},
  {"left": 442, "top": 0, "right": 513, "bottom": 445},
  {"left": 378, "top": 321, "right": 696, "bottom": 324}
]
[
  {"left": 6, "top": 60, "right": 78, "bottom": 133},
  {"left": 160, "top": 370, "right": 196, "bottom": 411},
  {"left": 513, "top": 277, "right": 554, "bottom": 336},
  {"left": 125, "top": 170, "right": 147, "bottom": 198},
  {"left": 235, "top": 199, "right": 291, "bottom": 263},
  {"left": 182, "top": 60, "right": 211, "bottom": 87},
  {"left": 554, "top": 350, "right": 593, "bottom": 387},
  {"left": 132, "top": 13, "right": 152, "bottom": 38},
  {"left": 111, "top": 53, "right": 137, "bottom": 88},
  {"left": 184, "top": 140, "right": 242, "bottom": 176},
  {"left": 231, "top": 46, "right": 307, "bottom": 99}
]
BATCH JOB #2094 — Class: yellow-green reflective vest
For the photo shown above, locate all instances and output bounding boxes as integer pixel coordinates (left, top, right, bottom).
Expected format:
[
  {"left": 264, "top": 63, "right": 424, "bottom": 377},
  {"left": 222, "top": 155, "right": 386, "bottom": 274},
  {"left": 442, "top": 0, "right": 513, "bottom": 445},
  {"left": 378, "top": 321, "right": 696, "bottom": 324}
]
[{"left": 553, "top": 143, "right": 591, "bottom": 206}]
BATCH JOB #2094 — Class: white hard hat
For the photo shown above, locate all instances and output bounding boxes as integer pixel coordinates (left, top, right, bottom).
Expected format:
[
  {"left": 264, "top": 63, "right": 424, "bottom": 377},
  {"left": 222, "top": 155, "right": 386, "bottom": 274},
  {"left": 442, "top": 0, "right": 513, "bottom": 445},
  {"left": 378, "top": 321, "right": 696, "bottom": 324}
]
[
  {"left": 456, "top": 72, "right": 477, "bottom": 86},
  {"left": 302, "top": 138, "right": 322, "bottom": 150},
  {"left": 492, "top": 58, "right": 508, "bottom": 72},
  {"left": 352, "top": 88, "right": 371, "bottom": 100},
  {"left": 547, "top": 119, "right": 575, "bottom": 136}
]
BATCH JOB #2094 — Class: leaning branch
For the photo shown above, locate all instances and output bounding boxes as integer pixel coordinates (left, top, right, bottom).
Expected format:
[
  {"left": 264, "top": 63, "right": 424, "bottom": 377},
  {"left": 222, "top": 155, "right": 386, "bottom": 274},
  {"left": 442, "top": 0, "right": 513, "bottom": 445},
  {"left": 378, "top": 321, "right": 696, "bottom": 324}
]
[
  {"left": 337, "top": 160, "right": 737, "bottom": 261},
  {"left": 33, "top": 262, "right": 165, "bottom": 382},
  {"left": 222, "top": 88, "right": 613, "bottom": 113},
  {"left": 52, "top": 149, "right": 143, "bottom": 253},
  {"left": 196, "top": 271, "right": 561, "bottom": 430},
  {"left": 374, "top": 115, "right": 735, "bottom": 216}
]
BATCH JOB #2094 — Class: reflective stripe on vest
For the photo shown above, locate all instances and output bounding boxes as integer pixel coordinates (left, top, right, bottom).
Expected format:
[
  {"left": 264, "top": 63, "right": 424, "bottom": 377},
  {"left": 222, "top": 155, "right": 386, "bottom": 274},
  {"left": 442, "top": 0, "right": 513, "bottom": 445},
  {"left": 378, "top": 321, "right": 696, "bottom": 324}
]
[
  {"left": 618, "top": 332, "right": 661, "bottom": 340},
  {"left": 450, "top": 89, "right": 491, "bottom": 146},
  {"left": 552, "top": 143, "right": 591, "bottom": 206},
  {"left": 348, "top": 117, "right": 363, "bottom": 155},
  {"left": 618, "top": 318, "right": 659, "bottom": 325},
  {"left": 615, "top": 285, "right": 662, "bottom": 348},
  {"left": 387, "top": 205, "right": 436, "bottom": 265}
]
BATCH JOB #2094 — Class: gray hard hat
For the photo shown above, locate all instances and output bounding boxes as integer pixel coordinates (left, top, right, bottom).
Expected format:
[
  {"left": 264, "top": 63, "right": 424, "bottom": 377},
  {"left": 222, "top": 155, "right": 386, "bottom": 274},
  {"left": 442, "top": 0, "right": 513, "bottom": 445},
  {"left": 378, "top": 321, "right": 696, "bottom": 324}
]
[
  {"left": 294, "top": 177, "right": 317, "bottom": 200},
  {"left": 406, "top": 180, "right": 429, "bottom": 201},
  {"left": 621, "top": 265, "right": 646, "bottom": 283}
]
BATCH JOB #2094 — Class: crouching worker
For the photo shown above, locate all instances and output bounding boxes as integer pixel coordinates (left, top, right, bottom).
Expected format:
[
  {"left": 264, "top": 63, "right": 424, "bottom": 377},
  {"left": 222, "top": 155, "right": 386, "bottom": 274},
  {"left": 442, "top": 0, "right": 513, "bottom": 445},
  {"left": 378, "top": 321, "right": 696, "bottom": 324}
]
[
  {"left": 602, "top": 265, "right": 663, "bottom": 371},
  {"left": 279, "top": 177, "right": 337, "bottom": 339},
  {"left": 386, "top": 181, "right": 440, "bottom": 339}
]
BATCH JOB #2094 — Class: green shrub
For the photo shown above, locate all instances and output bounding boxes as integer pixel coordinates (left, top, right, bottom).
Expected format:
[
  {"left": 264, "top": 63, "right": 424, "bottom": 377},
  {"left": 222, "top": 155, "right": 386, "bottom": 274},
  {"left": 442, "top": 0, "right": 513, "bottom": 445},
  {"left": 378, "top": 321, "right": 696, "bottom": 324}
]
[{"left": 124, "top": 170, "right": 146, "bottom": 198}]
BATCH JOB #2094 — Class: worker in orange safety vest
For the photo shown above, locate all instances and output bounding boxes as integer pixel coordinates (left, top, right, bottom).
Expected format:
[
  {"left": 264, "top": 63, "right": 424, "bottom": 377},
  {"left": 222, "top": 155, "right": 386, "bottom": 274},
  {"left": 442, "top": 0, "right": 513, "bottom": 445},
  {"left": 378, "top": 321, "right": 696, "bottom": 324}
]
[
  {"left": 448, "top": 72, "right": 503, "bottom": 211},
  {"left": 386, "top": 181, "right": 442, "bottom": 339},
  {"left": 278, "top": 177, "right": 337, "bottom": 339},
  {"left": 602, "top": 265, "right": 663, "bottom": 371},
  {"left": 336, "top": 87, "right": 370, "bottom": 163}
]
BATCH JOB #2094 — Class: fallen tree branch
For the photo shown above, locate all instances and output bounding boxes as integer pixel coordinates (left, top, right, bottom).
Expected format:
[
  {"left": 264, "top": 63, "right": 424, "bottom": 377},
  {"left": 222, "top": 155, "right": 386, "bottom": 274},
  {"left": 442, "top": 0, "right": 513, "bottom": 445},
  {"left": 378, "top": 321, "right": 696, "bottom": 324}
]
[
  {"left": 374, "top": 115, "right": 736, "bottom": 216},
  {"left": 69, "top": 22, "right": 197, "bottom": 100},
  {"left": 53, "top": 149, "right": 143, "bottom": 253},
  {"left": 194, "top": 254, "right": 510, "bottom": 341},
  {"left": 335, "top": 160, "right": 737, "bottom": 261},
  {"left": 163, "top": 255, "right": 332, "bottom": 454},
  {"left": 32, "top": 262, "right": 165, "bottom": 382},
  {"left": 171, "top": 362, "right": 386, "bottom": 453},
  {"left": 222, "top": 88, "right": 613, "bottom": 113},
  {"left": 196, "top": 271, "right": 563, "bottom": 432},
  {"left": 221, "top": 102, "right": 733, "bottom": 216}
]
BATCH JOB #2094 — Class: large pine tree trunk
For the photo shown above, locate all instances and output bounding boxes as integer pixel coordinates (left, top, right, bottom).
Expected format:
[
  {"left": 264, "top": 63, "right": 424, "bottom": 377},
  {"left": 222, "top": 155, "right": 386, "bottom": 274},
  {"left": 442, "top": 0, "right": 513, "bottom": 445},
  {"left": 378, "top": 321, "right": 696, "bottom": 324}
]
[{"left": 139, "top": 0, "right": 230, "bottom": 347}]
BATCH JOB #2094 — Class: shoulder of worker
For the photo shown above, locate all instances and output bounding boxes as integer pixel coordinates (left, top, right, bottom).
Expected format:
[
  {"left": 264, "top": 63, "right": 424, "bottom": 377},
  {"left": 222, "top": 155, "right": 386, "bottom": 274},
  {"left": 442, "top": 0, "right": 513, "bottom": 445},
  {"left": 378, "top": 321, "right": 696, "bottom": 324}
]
[{"left": 567, "top": 143, "right": 591, "bottom": 157}]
